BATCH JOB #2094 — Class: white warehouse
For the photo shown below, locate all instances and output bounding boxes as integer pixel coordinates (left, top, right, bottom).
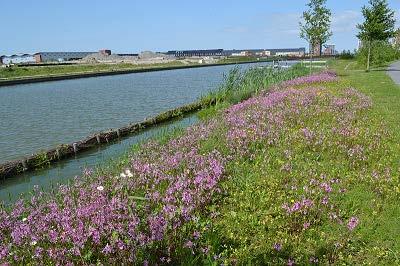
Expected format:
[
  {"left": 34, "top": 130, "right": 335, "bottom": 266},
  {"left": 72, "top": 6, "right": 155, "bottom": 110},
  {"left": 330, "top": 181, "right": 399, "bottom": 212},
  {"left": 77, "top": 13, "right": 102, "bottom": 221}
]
[{"left": 0, "top": 54, "right": 36, "bottom": 64}]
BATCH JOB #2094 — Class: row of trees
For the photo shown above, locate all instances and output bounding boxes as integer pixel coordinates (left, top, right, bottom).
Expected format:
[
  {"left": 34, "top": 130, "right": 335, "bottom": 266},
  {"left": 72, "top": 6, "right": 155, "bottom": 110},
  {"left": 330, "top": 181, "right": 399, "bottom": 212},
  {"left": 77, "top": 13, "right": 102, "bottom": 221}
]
[{"left": 299, "top": 0, "right": 398, "bottom": 71}]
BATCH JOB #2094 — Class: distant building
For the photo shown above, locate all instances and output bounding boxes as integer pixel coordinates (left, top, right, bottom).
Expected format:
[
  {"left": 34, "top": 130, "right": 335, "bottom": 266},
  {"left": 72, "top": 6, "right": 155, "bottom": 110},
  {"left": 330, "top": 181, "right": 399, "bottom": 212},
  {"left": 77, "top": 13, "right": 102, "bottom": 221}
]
[
  {"left": 255, "top": 50, "right": 271, "bottom": 57},
  {"left": 166, "top": 49, "right": 224, "bottom": 58},
  {"left": 323, "top": 44, "right": 336, "bottom": 56},
  {"left": 271, "top": 48, "right": 305, "bottom": 57},
  {"left": 34, "top": 51, "right": 96, "bottom": 62},
  {"left": 99, "top": 49, "right": 112, "bottom": 56},
  {"left": 117, "top": 53, "right": 139, "bottom": 57},
  {"left": 139, "top": 51, "right": 171, "bottom": 60},
  {"left": 309, "top": 41, "right": 322, "bottom": 56},
  {"left": 231, "top": 50, "right": 253, "bottom": 57},
  {"left": 0, "top": 54, "right": 36, "bottom": 64},
  {"left": 226, "top": 48, "right": 305, "bottom": 57}
]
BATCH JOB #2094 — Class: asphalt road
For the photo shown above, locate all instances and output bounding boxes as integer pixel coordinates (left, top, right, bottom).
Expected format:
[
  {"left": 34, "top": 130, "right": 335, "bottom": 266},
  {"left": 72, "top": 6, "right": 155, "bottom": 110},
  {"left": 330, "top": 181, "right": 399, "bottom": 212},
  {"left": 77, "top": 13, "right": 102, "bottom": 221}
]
[{"left": 387, "top": 61, "right": 400, "bottom": 84}]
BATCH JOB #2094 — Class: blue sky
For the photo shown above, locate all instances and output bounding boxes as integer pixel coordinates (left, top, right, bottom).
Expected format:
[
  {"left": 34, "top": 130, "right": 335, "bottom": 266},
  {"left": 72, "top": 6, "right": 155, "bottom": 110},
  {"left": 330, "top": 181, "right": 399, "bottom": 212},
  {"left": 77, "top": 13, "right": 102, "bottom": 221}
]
[{"left": 1, "top": 0, "right": 400, "bottom": 54}]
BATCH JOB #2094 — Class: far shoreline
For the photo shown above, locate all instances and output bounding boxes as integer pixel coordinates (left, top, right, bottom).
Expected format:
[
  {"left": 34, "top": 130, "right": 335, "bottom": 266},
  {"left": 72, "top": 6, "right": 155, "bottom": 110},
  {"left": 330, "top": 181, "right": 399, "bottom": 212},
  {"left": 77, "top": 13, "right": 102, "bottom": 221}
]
[{"left": 0, "top": 57, "right": 309, "bottom": 87}]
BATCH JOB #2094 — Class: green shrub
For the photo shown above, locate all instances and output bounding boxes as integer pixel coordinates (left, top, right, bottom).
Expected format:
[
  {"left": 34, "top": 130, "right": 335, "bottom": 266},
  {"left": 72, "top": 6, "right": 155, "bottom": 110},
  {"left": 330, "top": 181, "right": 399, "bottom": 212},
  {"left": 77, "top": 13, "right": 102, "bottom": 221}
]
[
  {"left": 357, "top": 40, "right": 400, "bottom": 67},
  {"left": 338, "top": 50, "right": 355, "bottom": 59}
]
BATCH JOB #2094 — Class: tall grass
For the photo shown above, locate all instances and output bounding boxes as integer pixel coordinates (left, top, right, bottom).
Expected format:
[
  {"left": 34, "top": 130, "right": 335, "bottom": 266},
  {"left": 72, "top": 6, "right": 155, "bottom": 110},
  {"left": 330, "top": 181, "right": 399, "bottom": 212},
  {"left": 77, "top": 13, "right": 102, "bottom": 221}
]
[{"left": 200, "top": 64, "right": 309, "bottom": 106}]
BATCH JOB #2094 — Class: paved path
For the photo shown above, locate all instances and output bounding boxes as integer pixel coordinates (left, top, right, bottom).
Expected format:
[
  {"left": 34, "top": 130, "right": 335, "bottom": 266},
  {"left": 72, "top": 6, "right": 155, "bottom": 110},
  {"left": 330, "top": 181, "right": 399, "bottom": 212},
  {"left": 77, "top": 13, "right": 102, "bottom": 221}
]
[
  {"left": 387, "top": 61, "right": 400, "bottom": 84},
  {"left": 344, "top": 62, "right": 353, "bottom": 70}
]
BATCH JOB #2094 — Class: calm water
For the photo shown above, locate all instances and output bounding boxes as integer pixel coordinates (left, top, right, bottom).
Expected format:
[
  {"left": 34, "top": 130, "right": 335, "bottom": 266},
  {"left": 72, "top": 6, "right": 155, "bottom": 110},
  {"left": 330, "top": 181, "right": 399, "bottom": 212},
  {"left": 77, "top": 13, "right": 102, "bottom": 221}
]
[{"left": 0, "top": 61, "right": 296, "bottom": 202}]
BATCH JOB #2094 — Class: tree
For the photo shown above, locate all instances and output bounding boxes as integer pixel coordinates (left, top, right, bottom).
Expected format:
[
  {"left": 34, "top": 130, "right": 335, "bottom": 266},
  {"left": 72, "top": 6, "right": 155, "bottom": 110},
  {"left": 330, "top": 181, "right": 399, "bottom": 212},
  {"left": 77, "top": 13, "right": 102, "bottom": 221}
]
[
  {"left": 357, "top": 40, "right": 399, "bottom": 67},
  {"left": 300, "top": 0, "right": 332, "bottom": 73},
  {"left": 357, "top": 0, "right": 396, "bottom": 71}
]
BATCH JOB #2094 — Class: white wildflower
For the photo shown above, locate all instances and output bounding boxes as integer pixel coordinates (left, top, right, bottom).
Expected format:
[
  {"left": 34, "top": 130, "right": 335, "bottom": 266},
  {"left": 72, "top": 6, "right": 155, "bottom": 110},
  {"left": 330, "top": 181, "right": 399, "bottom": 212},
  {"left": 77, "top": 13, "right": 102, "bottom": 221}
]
[
  {"left": 96, "top": 186, "right": 104, "bottom": 191},
  {"left": 120, "top": 173, "right": 127, "bottom": 178},
  {"left": 30, "top": 241, "right": 37, "bottom": 246},
  {"left": 22, "top": 217, "right": 27, "bottom": 222},
  {"left": 125, "top": 169, "right": 133, "bottom": 178}
]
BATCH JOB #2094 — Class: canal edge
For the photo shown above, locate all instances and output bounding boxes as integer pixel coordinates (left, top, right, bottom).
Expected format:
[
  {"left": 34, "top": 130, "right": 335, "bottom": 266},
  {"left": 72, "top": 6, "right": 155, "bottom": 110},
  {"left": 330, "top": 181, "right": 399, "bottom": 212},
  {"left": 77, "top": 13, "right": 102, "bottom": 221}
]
[{"left": 0, "top": 99, "right": 215, "bottom": 179}]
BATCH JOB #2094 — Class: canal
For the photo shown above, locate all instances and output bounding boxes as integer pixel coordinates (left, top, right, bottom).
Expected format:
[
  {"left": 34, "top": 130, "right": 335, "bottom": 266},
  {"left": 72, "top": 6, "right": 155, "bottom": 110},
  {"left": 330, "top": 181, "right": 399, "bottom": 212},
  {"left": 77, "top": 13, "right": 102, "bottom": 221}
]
[{"left": 0, "top": 61, "right": 296, "bottom": 202}]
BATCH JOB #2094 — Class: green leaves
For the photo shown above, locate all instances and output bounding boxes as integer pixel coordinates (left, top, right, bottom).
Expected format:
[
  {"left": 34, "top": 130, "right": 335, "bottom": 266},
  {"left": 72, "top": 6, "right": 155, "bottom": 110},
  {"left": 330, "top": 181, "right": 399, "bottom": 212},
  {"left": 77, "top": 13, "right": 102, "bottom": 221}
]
[
  {"left": 357, "top": 0, "right": 396, "bottom": 42},
  {"left": 128, "top": 195, "right": 148, "bottom": 201},
  {"left": 357, "top": 40, "right": 400, "bottom": 67},
  {"left": 84, "top": 250, "right": 93, "bottom": 261},
  {"left": 300, "top": 0, "right": 332, "bottom": 51}
]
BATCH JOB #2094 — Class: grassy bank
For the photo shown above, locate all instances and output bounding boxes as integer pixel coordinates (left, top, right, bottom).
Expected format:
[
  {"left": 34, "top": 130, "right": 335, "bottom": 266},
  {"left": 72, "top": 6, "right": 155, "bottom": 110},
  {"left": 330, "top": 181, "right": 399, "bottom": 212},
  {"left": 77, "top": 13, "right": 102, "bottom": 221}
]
[
  {"left": 0, "top": 61, "right": 188, "bottom": 80},
  {"left": 1, "top": 61, "right": 399, "bottom": 264}
]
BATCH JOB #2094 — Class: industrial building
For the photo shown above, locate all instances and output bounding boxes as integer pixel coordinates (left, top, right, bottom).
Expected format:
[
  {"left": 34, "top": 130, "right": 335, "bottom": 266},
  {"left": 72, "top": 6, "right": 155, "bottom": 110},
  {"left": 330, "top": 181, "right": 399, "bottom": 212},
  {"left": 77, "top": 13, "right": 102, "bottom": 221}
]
[
  {"left": 310, "top": 42, "right": 323, "bottom": 56},
  {"left": 230, "top": 51, "right": 256, "bottom": 57},
  {"left": 0, "top": 51, "right": 98, "bottom": 64},
  {"left": 165, "top": 48, "right": 305, "bottom": 58},
  {"left": 99, "top": 49, "right": 111, "bottom": 56},
  {"left": 34, "top": 52, "right": 95, "bottom": 62},
  {"left": 117, "top": 53, "right": 139, "bottom": 57},
  {"left": 267, "top": 48, "right": 305, "bottom": 57},
  {"left": 225, "top": 48, "right": 306, "bottom": 57},
  {"left": 323, "top": 44, "right": 336, "bottom": 56},
  {"left": 0, "top": 54, "right": 36, "bottom": 64},
  {"left": 166, "top": 49, "right": 224, "bottom": 58}
]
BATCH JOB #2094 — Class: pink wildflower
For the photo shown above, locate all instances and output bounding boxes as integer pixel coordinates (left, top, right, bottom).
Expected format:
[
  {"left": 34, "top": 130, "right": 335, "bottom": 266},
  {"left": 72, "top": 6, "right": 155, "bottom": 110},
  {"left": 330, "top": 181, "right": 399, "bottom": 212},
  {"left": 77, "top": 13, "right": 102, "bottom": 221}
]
[
  {"left": 347, "top": 216, "right": 359, "bottom": 231},
  {"left": 273, "top": 242, "right": 282, "bottom": 251}
]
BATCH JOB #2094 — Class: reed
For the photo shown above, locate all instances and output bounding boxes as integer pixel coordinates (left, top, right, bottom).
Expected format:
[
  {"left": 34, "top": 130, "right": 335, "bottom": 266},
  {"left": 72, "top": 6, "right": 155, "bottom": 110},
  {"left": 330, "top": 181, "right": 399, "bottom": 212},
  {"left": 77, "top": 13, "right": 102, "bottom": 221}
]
[{"left": 200, "top": 64, "right": 309, "bottom": 106}]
